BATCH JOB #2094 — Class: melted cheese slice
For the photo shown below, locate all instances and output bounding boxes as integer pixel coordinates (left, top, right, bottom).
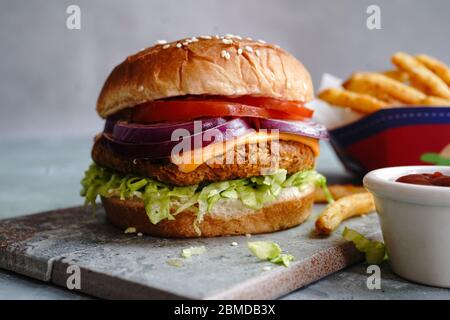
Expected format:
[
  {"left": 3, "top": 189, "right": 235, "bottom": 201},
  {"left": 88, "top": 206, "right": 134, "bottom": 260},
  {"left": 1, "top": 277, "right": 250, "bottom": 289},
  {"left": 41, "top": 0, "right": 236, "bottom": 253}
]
[{"left": 172, "top": 132, "right": 320, "bottom": 173}]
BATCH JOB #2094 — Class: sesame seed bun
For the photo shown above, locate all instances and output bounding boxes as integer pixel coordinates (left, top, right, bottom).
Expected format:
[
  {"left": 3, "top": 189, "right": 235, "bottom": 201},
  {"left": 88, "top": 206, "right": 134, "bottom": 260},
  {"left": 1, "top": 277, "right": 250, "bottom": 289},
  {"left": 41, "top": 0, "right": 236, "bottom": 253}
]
[
  {"left": 96, "top": 36, "right": 313, "bottom": 118},
  {"left": 101, "top": 186, "right": 314, "bottom": 238}
]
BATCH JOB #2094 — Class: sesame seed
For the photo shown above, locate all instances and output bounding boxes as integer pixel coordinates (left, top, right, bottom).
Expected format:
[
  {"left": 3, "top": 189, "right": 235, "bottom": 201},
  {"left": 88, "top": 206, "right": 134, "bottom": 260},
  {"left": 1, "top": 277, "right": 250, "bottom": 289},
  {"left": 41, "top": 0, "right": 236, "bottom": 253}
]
[
  {"left": 245, "top": 46, "right": 253, "bottom": 53},
  {"left": 162, "top": 44, "right": 170, "bottom": 49},
  {"left": 138, "top": 85, "right": 144, "bottom": 92},
  {"left": 222, "top": 38, "right": 233, "bottom": 45},
  {"left": 245, "top": 233, "right": 252, "bottom": 238},
  {"left": 199, "top": 35, "right": 212, "bottom": 40},
  {"left": 225, "top": 33, "right": 234, "bottom": 38},
  {"left": 176, "top": 43, "right": 182, "bottom": 48},
  {"left": 214, "top": 35, "right": 220, "bottom": 39},
  {"left": 237, "top": 48, "right": 243, "bottom": 55},
  {"left": 137, "top": 232, "right": 143, "bottom": 237},
  {"left": 185, "top": 39, "right": 192, "bottom": 43},
  {"left": 221, "top": 50, "right": 231, "bottom": 60},
  {"left": 190, "top": 37, "right": 198, "bottom": 42},
  {"left": 257, "top": 39, "right": 266, "bottom": 44},
  {"left": 245, "top": 37, "right": 253, "bottom": 41},
  {"left": 156, "top": 40, "right": 167, "bottom": 44},
  {"left": 231, "top": 242, "right": 238, "bottom": 246},
  {"left": 132, "top": 159, "right": 138, "bottom": 164},
  {"left": 273, "top": 44, "right": 280, "bottom": 49},
  {"left": 234, "top": 35, "right": 242, "bottom": 40},
  {"left": 255, "top": 50, "right": 261, "bottom": 57},
  {"left": 182, "top": 41, "right": 189, "bottom": 46}
]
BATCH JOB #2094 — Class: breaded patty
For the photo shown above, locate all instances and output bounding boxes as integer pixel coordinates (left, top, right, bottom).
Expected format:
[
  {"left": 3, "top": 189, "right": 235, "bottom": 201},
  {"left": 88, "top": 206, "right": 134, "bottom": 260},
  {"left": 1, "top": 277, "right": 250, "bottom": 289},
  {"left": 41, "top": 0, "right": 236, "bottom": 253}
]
[{"left": 92, "top": 136, "right": 315, "bottom": 186}]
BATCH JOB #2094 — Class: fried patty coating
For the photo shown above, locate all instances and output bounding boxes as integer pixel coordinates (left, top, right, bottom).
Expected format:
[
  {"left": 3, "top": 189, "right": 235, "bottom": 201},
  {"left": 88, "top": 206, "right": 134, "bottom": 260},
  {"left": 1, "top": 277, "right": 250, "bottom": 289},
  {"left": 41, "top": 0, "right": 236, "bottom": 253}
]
[{"left": 92, "top": 136, "right": 315, "bottom": 186}]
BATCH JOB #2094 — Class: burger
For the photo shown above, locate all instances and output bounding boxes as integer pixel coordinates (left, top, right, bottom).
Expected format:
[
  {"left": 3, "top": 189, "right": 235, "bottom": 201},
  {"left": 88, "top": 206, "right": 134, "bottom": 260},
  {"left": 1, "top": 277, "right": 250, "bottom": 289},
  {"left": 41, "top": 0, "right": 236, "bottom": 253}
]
[{"left": 81, "top": 35, "right": 330, "bottom": 238}]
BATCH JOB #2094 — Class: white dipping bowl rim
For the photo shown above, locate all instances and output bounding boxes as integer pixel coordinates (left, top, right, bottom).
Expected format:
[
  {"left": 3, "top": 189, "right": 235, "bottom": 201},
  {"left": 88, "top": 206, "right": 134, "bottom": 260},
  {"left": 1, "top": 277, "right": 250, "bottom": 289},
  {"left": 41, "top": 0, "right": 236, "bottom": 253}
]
[{"left": 363, "top": 166, "right": 450, "bottom": 207}]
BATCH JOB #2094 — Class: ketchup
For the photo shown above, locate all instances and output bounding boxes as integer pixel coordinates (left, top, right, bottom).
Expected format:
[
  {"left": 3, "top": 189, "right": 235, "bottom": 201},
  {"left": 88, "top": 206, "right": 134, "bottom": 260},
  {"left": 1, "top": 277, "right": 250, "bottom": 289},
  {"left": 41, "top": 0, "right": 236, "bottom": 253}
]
[{"left": 396, "top": 172, "right": 450, "bottom": 187}]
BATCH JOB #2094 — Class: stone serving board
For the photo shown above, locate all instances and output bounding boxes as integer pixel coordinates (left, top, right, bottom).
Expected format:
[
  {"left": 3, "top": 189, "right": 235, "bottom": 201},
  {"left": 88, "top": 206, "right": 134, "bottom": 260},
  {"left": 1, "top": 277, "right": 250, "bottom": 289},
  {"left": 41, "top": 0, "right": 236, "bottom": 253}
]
[{"left": 0, "top": 205, "right": 381, "bottom": 299}]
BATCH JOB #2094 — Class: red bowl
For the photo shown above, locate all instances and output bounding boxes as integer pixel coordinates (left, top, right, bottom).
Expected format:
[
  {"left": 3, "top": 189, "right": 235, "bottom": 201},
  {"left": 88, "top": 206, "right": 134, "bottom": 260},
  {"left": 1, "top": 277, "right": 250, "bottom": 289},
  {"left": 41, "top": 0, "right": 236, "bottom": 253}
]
[{"left": 329, "top": 107, "right": 450, "bottom": 177}]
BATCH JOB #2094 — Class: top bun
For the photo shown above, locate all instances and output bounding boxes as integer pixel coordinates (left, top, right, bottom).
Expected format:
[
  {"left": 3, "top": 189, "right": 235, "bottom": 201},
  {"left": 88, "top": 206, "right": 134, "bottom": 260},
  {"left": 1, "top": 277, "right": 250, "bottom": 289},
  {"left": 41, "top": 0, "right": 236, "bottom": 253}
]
[{"left": 97, "top": 35, "right": 313, "bottom": 118}]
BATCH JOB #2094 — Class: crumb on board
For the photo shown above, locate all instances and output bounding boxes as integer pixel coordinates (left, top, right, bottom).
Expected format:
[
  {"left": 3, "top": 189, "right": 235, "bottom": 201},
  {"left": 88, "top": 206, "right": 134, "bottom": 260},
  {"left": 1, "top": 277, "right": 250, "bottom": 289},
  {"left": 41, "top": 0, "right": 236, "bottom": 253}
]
[
  {"left": 166, "top": 259, "right": 184, "bottom": 268},
  {"left": 124, "top": 227, "right": 136, "bottom": 234}
]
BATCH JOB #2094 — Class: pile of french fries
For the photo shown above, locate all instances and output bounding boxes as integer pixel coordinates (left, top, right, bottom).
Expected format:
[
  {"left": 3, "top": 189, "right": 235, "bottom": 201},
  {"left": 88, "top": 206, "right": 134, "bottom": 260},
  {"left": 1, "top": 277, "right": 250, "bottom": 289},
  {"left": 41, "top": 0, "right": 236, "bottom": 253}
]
[
  {"left": 313, "top": 53, "right": 450, "bottom": 234},
  {"left": 318, "top": 52, "right": 450, "bottom": 113}
]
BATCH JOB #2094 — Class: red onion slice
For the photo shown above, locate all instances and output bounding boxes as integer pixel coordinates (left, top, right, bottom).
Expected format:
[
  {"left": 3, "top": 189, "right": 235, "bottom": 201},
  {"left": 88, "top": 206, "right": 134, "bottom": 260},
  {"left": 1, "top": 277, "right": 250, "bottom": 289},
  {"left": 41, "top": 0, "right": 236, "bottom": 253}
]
[
  {"left": 103, "top": 118, "right": 252, "bottom": 160},
  {"left": 112, "top": 117, "right": 228, "bottom": 143},
  {"left": 257, "top": 119, "right": 328, "bottom": 139},
  {"left": 104, "top": 118, "right": 116, "bottom": 134}
]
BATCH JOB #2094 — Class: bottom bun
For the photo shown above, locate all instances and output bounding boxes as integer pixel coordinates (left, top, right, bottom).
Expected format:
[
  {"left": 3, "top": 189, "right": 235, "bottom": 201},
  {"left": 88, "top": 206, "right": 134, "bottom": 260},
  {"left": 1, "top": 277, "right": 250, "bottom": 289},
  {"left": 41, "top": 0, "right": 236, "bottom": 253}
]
[{"left": 101, "top": 187, "right": 314, "bottom": 238}]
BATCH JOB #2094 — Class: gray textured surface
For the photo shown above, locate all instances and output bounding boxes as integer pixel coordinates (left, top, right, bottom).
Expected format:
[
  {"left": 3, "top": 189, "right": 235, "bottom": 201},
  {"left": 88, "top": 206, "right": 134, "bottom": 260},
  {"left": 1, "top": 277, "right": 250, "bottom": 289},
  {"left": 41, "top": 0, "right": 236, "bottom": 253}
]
[
  {"left": 1, "top": 138, "right": 449, "bottom": 299},
  {"left": 0, "top": 270, "right": 89, "bottom": 300},
  {"left": 1, "top": 0, "right": 450, "bottom": 138},
  {"left": 51, "top": 208, "right": 374, "bottom": 299},
  {"left": 0, "top": 207, "right": 133, "bottom": 281},
  {"left": 0, "top": 199, "right": 378, "bottom": 299},
  {"left": 284, "top": 263, "right": 450, "bottom": 300}
]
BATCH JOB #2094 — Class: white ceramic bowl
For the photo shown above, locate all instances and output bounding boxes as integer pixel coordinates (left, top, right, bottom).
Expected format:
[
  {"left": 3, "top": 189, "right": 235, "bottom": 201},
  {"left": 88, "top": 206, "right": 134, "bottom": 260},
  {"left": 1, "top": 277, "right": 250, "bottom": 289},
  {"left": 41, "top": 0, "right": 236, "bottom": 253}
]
[{"left": 363, "top": 166, "right": 450, "bottom": 288}]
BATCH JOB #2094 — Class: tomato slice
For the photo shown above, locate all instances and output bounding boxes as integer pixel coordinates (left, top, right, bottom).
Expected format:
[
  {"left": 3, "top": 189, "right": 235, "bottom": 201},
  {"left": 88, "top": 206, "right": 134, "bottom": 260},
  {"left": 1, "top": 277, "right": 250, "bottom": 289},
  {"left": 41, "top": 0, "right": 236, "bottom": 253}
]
[
  {"left": 132, "top": 97, "right": 313, "bottom": 123},
  {"left": 218, "top": 96, "right": 311, "bottom": 114},
  {"left": 173, "top": 96, "right": 313, "bottom": 118}
]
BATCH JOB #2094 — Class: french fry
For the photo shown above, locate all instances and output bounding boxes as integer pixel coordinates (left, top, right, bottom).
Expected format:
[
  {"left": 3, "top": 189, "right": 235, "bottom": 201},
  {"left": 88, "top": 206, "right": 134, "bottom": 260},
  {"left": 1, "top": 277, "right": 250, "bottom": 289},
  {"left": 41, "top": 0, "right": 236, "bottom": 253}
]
[
  {"left": 315, "top": 193, "right": 375, "bottom": 235},
  {"left": 314, "top": 184, "right": 367, "bottom": 203},
  {"left": 343, "top": 78, "right": 400, "bottom": 104},
  {"left": 343, "top": 72, "right": 426, "bottom": 104},
  {"left": 409, "top": 76, "right": 432, "bottom": 95},
  {"left": 392, "top": 52, "right": 450, "bottom": 99},
  {"left": 318, "top": 88, "right": 388, "bottom": 113},
  {"left": 383, "top": 69, "right": 409, "bottom": 83},
  {"left": 421, "top": 96, "right": 450, "bottom": 106},
  {"left": 416, "top": 54, "right": 450, "bottom": 88}
]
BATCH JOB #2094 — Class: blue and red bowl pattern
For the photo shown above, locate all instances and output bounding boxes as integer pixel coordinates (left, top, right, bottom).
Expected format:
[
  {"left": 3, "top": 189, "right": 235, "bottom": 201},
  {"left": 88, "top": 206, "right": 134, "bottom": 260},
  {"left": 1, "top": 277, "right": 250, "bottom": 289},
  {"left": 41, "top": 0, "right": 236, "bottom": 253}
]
[{"left": 329, "top": 107, "right": 450, "bottom": 176}]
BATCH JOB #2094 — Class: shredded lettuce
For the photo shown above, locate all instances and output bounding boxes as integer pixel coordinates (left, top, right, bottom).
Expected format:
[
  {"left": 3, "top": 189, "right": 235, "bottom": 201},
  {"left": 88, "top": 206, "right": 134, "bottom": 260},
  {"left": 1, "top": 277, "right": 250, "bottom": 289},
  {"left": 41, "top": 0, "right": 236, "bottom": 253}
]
[
  {"left": 181, "top": 246, "right": 206, "bottom": 258},
  {"left": 283, "top": 170, "right": 333, "bottom": 203},
  {"left": 248, "top": 241, "right": 282, "bottom": 260},
  {"left": 342, "top": 227, "right": 387, "bottom": 265},
  {"left": 80, "top": 164, "right": 197, "bottom": 224},
  {"left": 81, "top": 164, "right": 330, "bottom": 227},
  {"left": 248, "top": 241, "right": 294, "bottom": 267},
  {"left": 270, "top": 253, "right": 295, "bottom": 267}
]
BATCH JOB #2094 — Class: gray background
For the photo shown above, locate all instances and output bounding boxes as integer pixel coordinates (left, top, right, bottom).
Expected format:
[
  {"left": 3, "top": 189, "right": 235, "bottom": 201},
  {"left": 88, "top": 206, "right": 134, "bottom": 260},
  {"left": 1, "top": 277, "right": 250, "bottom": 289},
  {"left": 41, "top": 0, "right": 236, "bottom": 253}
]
[{"left": 1, "top": 0, "right": 450, "bottom": 138}]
